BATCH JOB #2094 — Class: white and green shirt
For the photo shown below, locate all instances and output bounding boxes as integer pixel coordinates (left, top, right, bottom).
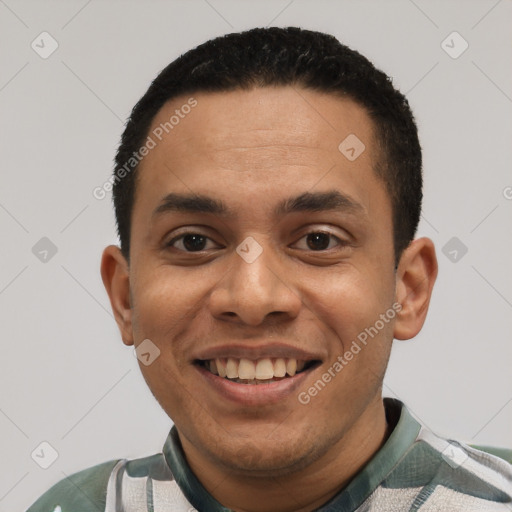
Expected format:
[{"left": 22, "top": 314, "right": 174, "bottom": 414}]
[{"left": 27, "top": 398, "right": 512, "bottom": 511}]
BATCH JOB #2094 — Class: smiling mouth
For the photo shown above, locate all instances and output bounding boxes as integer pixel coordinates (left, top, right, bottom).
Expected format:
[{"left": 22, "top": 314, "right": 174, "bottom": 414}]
[{"left": 195, "top": 357, "right": 321, "bottom": 384}]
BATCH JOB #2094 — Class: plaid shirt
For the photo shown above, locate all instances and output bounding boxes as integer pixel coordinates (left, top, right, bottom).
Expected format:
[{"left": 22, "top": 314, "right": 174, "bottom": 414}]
[{"left": 27, "top": 398, "right": 512, "bottom": 511}]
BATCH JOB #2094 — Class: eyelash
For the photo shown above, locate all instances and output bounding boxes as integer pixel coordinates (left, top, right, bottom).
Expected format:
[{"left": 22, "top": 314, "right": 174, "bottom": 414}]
[{"left": 166, "top": 229, "right": 347, "bottom": 252}]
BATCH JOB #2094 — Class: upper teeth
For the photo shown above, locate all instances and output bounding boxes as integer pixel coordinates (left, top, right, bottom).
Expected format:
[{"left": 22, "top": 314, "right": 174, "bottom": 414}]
[{"left": 207, "top": 358, "right": 306, "bottom": 380}]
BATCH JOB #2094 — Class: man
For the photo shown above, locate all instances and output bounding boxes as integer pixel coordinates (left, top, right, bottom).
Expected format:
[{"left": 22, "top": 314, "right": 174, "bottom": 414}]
[{"left": 28, "top": 26, "right": 512, "bottom": 512}]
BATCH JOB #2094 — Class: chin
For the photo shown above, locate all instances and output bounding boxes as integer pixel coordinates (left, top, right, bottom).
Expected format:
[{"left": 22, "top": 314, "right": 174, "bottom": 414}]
[{"left": 212, "top": 433, "right": 318, "bottom": 477}]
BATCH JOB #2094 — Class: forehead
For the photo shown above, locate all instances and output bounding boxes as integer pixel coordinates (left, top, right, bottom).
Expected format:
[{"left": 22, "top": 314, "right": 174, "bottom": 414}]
[
  {"left": 134, "top": 86, "right": 388, "bottom": 222},
  {"left": 146, "top": 86, "right": 375, "bottom": 164}
]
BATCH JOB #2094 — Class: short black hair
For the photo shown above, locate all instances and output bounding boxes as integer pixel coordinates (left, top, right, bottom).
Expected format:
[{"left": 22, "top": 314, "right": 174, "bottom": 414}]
[{"left": 113, "top": 26, "right": 422, "bottom": 264}]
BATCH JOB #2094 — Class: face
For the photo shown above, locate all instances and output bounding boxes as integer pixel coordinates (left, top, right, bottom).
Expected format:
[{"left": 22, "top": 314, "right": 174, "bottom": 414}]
[{"left": 105, "top": 87, "right": 424, "bottom": 477}]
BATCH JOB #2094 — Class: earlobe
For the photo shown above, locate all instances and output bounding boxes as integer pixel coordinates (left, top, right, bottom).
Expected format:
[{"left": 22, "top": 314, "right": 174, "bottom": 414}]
[
  {"left": 100, "top": 245, "right": 134, "bottom": 346},
  {"left": 393, "top": 237, "right": 438, "bottom": 340}
]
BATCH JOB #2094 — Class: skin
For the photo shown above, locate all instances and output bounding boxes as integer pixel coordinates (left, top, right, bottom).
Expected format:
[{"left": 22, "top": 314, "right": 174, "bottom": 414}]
[{"left": 101, "top": 86, "right": 438, "bottom": 512}]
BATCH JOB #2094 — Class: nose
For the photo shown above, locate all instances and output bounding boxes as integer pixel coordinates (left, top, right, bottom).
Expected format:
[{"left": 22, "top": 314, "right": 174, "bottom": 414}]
[{"left": 208, "top": 240, "right": 302, "bottom": 326}]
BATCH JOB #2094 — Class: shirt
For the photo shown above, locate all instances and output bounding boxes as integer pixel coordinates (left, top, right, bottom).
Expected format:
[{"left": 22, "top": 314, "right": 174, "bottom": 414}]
[{"left": 26, "top": 397, "right": 512, "bottom": 511}]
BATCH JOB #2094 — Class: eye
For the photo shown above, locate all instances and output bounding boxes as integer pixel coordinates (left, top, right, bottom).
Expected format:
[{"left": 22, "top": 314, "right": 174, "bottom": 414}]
[
  {"left": 167, "top": 233, "right": 220, "bottom": 252},
  {"left": 293, "top": 230, "right": 345, "bottom": 251}
]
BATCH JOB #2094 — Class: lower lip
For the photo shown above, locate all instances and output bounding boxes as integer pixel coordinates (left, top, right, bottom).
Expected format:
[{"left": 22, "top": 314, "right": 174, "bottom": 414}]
[{"left": 195, "top": 364, "right": 314, "bottom": 406}]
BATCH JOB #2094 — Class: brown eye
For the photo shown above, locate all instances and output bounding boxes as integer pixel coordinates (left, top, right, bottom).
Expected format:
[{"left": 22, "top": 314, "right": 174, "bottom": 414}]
[
  {"left": 292, "top": 230, "right": 345, "bottom": 251},
  {"left": 182, "top": 234, "right": 207, "bottom": 251},
  {"left": 168, "top": 233, "right": 218, "bottom": 252},
  {"left": 306, "top": 232, "right": 332, "bottom": 251}
]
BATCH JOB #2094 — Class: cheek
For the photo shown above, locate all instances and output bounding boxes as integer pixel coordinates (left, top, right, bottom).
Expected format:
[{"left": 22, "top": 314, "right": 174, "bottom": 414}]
[
  {"left": 132, "top": 266, "right": 206, "bottom": 339},
  {"left": 305, "top": 275, "right": 394, "bottom": 408},
  {"left": 130, "top": 265, "right": 219, "bottom": 403},
  {"left": 303, "top": 266, "right": 396, "bottom": 397},
  {"left": 307, "top": 268, "right": 393, "bottom": 344},
  {"left": 130, "top": 268, "right": 203, "bottom": 415}
]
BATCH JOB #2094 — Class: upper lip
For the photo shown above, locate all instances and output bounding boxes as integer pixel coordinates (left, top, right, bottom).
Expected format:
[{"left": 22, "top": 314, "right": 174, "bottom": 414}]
[{"left": 193, "top": 342, "right": 325, "bottom": 362}]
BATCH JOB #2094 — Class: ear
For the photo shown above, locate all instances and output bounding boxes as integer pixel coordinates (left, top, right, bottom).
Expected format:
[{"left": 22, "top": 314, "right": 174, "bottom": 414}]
[
  {"left": 393, "top": 237, "right": 438, "bottom": 340},
  {"left": 100, "top": 245, "right": 134, "bottom": 346}
]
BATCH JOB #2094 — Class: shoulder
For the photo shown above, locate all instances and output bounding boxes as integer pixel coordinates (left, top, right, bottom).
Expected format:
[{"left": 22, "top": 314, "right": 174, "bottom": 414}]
[
  {"left": 470, "top": 445, "right": 512, "bottom": 465},
  {"left": 412, "top": 426, "right": 512, "bottom": 507},
  {"left": 26, "top": 459, "right": 122, "bottom": 512},
  {"left": 382, "top": 400, "right": 512, "bottom": 508}
]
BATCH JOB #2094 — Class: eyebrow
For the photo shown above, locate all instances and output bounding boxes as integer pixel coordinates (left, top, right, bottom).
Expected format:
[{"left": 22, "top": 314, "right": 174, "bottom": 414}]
[
  {"left": 274, "top": 190, "right": 365, "bottom": 217},
  {"left": 152, "top": 190, "right": 366, "bottom": 220},
  {"left": 152, "top": 193, "right": 235, "bottom": 218}
]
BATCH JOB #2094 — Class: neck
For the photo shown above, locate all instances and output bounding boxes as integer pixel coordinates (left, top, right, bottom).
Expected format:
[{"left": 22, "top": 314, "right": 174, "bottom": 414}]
[{"left": 179, "top": 396, "right": 391, "bottom": 512}]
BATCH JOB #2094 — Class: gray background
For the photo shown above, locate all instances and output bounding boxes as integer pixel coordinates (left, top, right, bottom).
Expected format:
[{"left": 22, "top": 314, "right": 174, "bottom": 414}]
[{"left": 1, "top": 0, "right": 511, "bottom": 509}]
